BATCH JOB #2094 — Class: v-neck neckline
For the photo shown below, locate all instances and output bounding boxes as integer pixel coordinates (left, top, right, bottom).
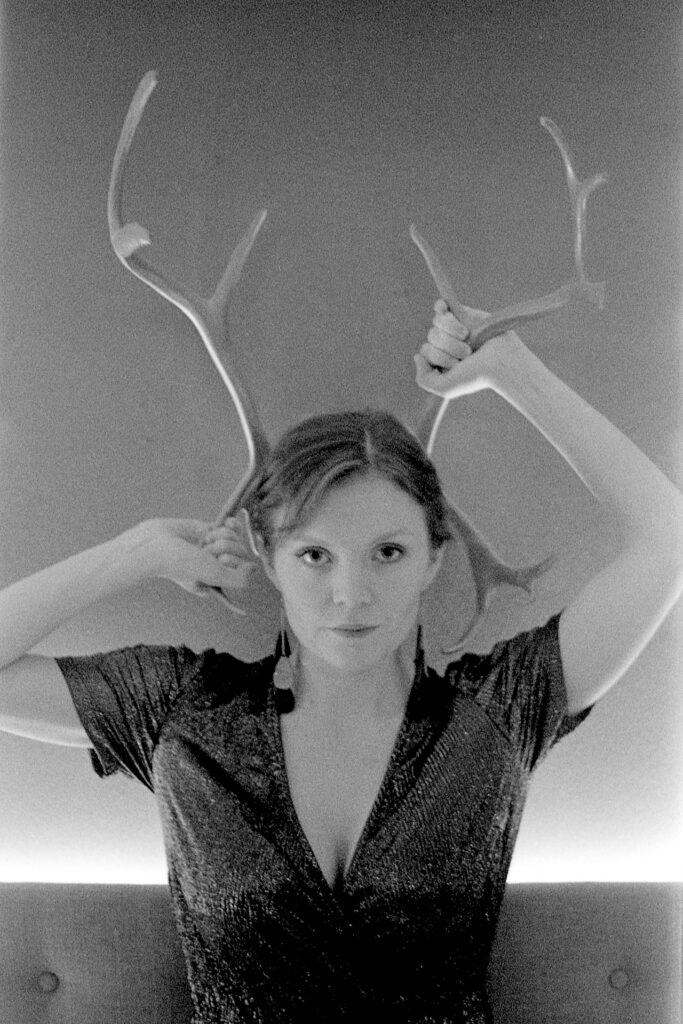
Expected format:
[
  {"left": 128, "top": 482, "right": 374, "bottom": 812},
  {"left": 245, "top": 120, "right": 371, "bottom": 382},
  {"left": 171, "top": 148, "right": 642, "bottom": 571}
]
[{"left": 266, "top": 657, "right": 433, "bottom": 899}]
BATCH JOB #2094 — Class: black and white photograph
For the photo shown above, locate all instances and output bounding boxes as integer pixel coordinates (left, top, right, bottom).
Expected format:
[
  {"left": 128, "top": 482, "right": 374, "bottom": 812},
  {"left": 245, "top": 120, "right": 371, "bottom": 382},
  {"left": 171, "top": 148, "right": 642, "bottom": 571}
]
[{"left": 0, "top": 1, "right": 681, "bottom": 1021}]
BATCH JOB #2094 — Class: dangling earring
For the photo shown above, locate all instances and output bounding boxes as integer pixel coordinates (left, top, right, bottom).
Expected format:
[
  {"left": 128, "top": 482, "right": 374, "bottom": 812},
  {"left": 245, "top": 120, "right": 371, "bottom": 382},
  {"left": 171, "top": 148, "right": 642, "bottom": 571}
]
[
  {"left": 414, "top": 623, "right": 426, "bottom": 681},
  {"left": 273, "top": 603, "right": 296, "bottom": 714}
]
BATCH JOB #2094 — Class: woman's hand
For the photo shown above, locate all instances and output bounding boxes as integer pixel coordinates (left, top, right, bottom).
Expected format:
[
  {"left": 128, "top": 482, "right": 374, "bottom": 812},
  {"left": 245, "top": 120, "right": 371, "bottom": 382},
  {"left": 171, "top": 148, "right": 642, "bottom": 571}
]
[
  {"left": 414, "top": 299, "right": 525, "bottom": 399},
  {"left": 128, "top": 516, "right": 259, "bottom": 597},
  {"left": 0, "top": 513, "right": 262, "bottom": 672}
]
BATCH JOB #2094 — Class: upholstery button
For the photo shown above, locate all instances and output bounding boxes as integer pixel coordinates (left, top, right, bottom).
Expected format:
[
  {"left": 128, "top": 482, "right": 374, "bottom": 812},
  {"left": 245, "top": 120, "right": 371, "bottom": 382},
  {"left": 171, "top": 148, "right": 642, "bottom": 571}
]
[
  {"left": 37, "top": 971, "right": 60, "bottom": 993},
  {"left": 608, "top": 968, "right": 629, "bottom": 990}
]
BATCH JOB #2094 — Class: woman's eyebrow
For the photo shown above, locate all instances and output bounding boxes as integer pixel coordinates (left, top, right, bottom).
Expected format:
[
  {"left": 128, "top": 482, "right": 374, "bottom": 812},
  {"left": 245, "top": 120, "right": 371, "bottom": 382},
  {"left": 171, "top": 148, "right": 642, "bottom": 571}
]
[{"left": 292, "top": 529, "right": 415, "bottom": 545}]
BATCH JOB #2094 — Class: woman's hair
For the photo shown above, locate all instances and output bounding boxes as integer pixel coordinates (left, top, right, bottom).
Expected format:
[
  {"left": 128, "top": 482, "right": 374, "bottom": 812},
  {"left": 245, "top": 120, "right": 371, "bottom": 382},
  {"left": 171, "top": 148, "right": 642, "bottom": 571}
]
[{"left": 244, "top": 409, "right": 452, "bottom": 558}]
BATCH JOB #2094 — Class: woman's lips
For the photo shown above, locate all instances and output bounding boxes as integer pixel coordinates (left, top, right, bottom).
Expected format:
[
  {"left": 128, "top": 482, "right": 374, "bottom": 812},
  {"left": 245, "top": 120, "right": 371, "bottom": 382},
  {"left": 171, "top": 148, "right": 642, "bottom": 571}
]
[{"left": 331, "top": 626, "right": 378, "bottom": 637}]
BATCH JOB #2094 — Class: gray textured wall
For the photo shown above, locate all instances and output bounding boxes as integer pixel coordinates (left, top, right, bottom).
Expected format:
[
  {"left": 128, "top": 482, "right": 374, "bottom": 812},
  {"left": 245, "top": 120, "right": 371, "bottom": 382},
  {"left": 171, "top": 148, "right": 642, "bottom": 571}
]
[{"left": 1, "top": 0, "right": 680, "bottom": 882}]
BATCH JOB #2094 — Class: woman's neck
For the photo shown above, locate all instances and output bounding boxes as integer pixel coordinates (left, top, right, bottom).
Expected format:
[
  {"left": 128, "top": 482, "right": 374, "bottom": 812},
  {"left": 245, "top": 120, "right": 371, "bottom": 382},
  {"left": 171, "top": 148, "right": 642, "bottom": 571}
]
[{"left": 294, "top": 631, "right": 419, "bottom": 722}]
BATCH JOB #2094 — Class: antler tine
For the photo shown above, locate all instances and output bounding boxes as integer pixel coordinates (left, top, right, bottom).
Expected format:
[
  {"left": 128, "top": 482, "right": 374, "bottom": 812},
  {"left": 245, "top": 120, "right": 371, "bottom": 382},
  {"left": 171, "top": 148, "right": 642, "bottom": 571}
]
[
  {"left": 410, "top": 119, "right": 606, "bottom": 649},
  {"left": 411, "top": 117, "right": 607, "bottom": 358},
  {"left": 108, "top": 72, "right": 270, "bottom": 612},
  {"left": 442, "top": 506, "right": 555, "bottom": 653},
  {"left": 408, "top": 227, "right": 478, "bottom": 456},
  {"left": 408, "top": 396, "right": 555, "bottom": 651},
  {"left": 462, "top": 119, "right": 608, "bottom": 350},
  {"left": 411, "top": 119, "right": 607, "bottom": 456},
  {"left": 108, "top": 71, "right": 156, "bottom": 258},
  {"left": 540, "top": 117, "right": 607, "bottom": 305}
]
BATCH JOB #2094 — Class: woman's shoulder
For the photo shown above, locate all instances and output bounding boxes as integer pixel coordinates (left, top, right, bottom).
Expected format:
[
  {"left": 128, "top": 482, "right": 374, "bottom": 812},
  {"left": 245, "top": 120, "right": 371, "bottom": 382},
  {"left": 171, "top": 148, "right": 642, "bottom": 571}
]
[
  {"left": 174, "top": 646, "right": 277, "bottom": 709},
  {"left": 440, "top": 613, "right": 590, "bottom": 769},
  {"left": 57, "top": 642, "right": 275, "bottom": 710},
  {"left": 442, "top": 613, "right": 563, "bottom": 697}
]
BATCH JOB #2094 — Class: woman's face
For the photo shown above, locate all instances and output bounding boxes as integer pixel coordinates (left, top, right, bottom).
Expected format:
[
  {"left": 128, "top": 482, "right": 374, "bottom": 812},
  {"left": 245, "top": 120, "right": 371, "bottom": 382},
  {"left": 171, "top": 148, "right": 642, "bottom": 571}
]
[{"left": 264, "top": 473, "right": 444, "bottom": 677}]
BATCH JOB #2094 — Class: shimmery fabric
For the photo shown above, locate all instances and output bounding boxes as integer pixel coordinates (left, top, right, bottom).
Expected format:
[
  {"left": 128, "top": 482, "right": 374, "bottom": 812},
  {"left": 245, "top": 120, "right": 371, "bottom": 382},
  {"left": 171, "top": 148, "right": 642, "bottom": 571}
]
[{"left": 57, "top": 614, "right": 591, "bottom": 1023}]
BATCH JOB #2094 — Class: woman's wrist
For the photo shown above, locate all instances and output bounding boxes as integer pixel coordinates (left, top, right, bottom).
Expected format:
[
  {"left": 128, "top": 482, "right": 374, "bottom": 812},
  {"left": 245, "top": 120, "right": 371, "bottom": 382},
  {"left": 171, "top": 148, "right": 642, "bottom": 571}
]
[{"left": 484, "top": 333, "right": 548, "bottom": 403}]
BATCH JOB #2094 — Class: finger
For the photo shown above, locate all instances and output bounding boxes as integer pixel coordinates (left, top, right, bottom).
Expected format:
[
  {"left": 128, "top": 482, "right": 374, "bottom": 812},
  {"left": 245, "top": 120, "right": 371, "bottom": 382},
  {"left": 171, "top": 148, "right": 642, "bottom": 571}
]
[
  {"left": 426, "top": 328, "right": 472, "bottom": 361},
  {"left": 210, "top": 512, "right": 257, "bottom": 555},
  {"left": 198, "top": 559, "right": 254, "bottom": 591},
  {"left": 202, "top": 536, "right": 251, "bottom": 557},
  {"left": 432, "top": 311, "right": 470, "bottom": 342},
  {"left": 419, "top": 341, "right": 453, "bottom": 370},
  {"left": 217, "top": 552, "right": 256, "bottom": 571},
  {"left": 215, "top": 550, "right": 245, "bottom": 565},
  {"left": 414, "top": 352, "right": 445, "bottom": 391},
  {"left": 434, "top": 298, "right": 450, "bottom": 315},
  {"left": 414, "top": 349, "right": 449, "bottom": 379},
  {"left": 171, "top": 518, "right": 213, "bottom": 545},
  {"left": 203, "top": 521, "right": 242, "bottom": 542},
  {"left": 202, "top": 524, "right": 251, "bottom": 548},
  {"left": 212, "top": 515, "right": 242, "bottom": 531}
]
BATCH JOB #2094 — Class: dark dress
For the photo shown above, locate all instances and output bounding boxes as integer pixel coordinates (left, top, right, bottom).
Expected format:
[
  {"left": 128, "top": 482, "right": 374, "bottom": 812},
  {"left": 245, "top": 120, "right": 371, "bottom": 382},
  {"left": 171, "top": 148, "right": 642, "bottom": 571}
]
[{"left": 56, "top": 613, "right": 591, "bottom": 1024}]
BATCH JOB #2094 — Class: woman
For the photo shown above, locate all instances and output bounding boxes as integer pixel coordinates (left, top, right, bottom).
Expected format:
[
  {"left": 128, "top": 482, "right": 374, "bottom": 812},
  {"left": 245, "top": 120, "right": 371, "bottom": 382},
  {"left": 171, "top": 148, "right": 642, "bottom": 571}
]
[{"left": 1, "top": 303, "right": 681, "bottom": 1022}]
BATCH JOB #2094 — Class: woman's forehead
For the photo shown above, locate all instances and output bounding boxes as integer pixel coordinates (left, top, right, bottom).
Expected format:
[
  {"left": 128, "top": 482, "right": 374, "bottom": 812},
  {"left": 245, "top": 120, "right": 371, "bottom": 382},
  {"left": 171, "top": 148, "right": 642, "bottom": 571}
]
[{"left": 274, "top": 474, "right": 429, "bottom": 544}]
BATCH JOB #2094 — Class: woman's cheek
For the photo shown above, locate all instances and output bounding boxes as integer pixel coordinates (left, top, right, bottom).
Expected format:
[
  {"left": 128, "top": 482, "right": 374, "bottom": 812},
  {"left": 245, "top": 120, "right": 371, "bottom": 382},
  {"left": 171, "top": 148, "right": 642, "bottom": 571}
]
[{"left": 282, "top": 571, "right": 326, "bottom": 623}]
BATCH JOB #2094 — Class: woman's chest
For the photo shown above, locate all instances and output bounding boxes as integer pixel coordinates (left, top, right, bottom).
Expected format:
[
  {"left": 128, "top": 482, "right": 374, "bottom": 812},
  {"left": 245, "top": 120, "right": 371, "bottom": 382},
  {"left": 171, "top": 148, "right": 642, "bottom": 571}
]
[
  {"left": 279, "top": 713, "right": 404, "bottom": 889},
  {"left": 158, "top": 693, "right": 525, "bottom": 899}
]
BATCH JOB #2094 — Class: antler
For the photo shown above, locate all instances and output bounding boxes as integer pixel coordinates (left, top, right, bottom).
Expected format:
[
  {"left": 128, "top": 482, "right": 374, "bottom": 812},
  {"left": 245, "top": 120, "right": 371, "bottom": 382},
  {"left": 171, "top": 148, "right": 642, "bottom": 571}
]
[
  {"left": 108, "top": 71, "right": 270, "bottom": 612},
  {"left": 411, "top": 117, "right": 607, "bottom": 453},
  {"left": 411, "top": 118, "right": 607, "bottom": 651}
]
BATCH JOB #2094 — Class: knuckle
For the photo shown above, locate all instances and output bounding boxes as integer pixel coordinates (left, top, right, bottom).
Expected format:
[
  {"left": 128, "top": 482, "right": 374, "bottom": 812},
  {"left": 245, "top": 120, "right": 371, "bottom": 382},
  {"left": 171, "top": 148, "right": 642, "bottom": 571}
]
[{"left": 425, "top": 337, "right": 450, "bottom": 361}]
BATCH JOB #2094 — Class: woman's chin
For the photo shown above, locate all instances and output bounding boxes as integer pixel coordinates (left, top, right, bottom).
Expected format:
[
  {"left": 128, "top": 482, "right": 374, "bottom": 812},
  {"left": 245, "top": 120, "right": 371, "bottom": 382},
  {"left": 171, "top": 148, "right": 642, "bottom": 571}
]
[{"left": 306, "top": 627, "right": 408, "bottom": 676}]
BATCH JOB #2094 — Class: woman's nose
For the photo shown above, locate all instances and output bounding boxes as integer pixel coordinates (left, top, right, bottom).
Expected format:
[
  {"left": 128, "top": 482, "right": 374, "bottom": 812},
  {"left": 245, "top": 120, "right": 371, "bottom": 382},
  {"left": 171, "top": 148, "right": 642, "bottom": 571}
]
[{"left": 331, "top": 564, "right": 373, "bottom": 607}]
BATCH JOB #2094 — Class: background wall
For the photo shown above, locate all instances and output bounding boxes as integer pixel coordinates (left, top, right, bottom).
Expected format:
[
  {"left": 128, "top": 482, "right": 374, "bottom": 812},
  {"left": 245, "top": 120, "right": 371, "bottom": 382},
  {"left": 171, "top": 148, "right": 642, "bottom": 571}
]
[{"left": 0, "top": 0, "right": 680, "bottom": 883}]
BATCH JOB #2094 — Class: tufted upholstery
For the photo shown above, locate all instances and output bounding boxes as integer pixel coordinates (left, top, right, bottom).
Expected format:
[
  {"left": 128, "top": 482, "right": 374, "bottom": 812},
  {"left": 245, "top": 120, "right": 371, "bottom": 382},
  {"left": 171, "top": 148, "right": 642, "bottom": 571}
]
[{"left": 0, "top": 883, "right": 679, "bottom": 1023}]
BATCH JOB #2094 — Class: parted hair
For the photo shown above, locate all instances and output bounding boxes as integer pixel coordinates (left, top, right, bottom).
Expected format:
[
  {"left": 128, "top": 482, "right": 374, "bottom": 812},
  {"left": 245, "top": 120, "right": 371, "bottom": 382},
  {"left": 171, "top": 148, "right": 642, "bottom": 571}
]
[{"left": 244, "top": 409, "right": 452, "bottom": 556}]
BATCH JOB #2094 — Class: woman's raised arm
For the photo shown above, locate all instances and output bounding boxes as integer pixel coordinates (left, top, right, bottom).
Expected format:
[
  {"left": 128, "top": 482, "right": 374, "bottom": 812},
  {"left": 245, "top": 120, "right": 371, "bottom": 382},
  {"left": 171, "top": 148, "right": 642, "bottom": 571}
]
[
  {"left": 0, "top": 518, "right": 255, "bottom": 743},
  {"left": 416, "top": 304, "right": 683, "bottom": 713}
]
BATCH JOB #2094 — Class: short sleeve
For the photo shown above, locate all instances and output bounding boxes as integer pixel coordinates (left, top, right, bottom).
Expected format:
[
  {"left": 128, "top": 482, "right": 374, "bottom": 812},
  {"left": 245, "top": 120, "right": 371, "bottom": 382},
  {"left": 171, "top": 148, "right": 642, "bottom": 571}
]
[
  {"left": 456, "top": 613, "right": 592, "bottom": 771},
  {"left": 56, "top": 645, "right": 208, "bottom": 789}
]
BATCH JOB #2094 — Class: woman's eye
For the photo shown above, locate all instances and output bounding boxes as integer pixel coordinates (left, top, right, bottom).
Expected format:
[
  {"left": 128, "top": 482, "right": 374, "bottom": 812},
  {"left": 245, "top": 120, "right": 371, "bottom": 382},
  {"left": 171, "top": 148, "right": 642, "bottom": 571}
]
[
  {"left": 298, "top": 548, "right": 329, "bottom": 567},
  {"left": 377, "top": 545, "right": 405, "bottom": 562},
  {"left": 296, "top": 545, "right": 405, "bottom": 567}
]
